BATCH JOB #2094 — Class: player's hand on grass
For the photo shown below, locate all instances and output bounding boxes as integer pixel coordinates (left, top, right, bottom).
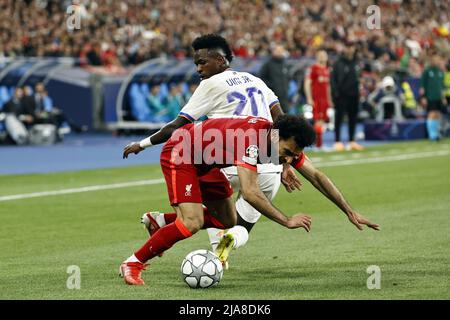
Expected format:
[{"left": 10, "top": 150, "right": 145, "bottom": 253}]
[
  {"left": 123, "top": 142, "right": 144, "bottom": 159},
  {"left": 286, "top": 214, "right": 312, "bottom": 232},
  {"left": 347, "top": 211, "right": 380, "bottom": 231},
  {"left": 281, "top": 164, "right": 302, "bottom": 193}
]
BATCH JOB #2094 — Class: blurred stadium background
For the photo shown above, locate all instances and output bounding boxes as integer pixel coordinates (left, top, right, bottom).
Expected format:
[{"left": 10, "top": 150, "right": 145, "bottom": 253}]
[
  {"left": 0, "top": 0, "right": 449, "bottom": 300},
  {"left": 0, "top": 0, "right": 449, "bottom": 143}
]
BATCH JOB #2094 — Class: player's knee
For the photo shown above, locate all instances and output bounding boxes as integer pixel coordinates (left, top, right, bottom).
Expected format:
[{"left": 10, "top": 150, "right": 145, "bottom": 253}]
[{"left": 181, "top": 216, "right": 203, "bottom": 234}]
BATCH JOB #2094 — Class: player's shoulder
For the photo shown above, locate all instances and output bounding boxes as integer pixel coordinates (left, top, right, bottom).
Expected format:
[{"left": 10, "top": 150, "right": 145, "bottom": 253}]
[
  {"left": 207, "top": 70, "right": 236, "bottom": 82},
  {"left": 197, "top": 71, "right": 230, "bottom": 86},
  {"left": 196, "top": 70, "right": 235, "bottom": 91}
]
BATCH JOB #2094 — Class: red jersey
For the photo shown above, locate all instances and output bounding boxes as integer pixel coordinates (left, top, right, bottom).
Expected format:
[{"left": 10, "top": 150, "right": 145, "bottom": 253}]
[
  {"left": 306, "top": 63, "right": 330, "bottom": 102},
  {"left": 163, "top": 116, "right": 270, "bottom": 173},
  {"left": 162, "top": 116, "right": 306, "bottom": 173},
  {"left": 160, "top": 116, "right": 306, "bottom": 205}
]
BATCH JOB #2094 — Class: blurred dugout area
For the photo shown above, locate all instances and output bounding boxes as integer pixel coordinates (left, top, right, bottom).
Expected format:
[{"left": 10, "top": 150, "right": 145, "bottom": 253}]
[{"left": 0, "top": 56, "right": 427, "bottom": 141}]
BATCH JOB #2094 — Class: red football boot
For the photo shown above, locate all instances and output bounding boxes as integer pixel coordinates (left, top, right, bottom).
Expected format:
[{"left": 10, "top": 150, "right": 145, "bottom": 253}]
[{"left": 119, "top": 261, "right": 147, "bottom": 286}]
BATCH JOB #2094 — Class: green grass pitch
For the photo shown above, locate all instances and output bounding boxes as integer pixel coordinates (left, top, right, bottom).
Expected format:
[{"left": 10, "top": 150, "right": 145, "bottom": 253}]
[{"left": 1, "top": 140, "right": 449, "bottom": 299}]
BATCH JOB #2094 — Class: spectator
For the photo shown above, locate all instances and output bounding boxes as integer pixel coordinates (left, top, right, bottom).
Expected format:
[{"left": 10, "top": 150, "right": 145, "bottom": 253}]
[
  {"left": 183, "top": 82, "right": 199, "bottom": 104},
  {"left": 21, "top": 86, "right": 36, "bottom": 116},
  {"left": 259, "top": 44, "right": 290, "bottom": 112},
  {"left": 147, "top": 85, "right": 170, "bottom": 122},
  {"left": 86, "top": 42, "right": 103, "bottom": 66},
  {"left": 4, "top": 87, "right": 34, "bottom": 126},
  {"left": 164, "top": 84, "right": 184, "bottom": 121},
  {"left": 181, "top": 82, "right": 208, "bottom": 121},
  {"left": 368, "top": 76, "right": 405, "bottom": 121},
  {"left": 34, "top": 82, "right": 53, "bottom": 114},
  {"left": 331, "top": 44, "right": 364, "bottom": 151},
  {"left": 420, "top": 53, "right": 446, "bottom": 141}
]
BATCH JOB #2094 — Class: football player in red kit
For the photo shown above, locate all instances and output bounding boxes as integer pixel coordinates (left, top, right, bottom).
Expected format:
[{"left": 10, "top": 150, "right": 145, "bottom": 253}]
[
  {"left": 304, "top": 50, "right": 334, "bottom": 149},
  {"left": 120, "top": 115, "right": 314, "bottom": 285},
  {"left": 119, "top": 114, "right": 379, "bottom": 285}
]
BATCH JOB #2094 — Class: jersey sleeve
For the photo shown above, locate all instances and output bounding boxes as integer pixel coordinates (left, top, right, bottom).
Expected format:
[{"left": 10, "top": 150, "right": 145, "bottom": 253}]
[
  {"left": 235, "top": 144, "right": 259, "bottom": 171},
  {"left": 291, "top": 152, "right": 306, "bottom": 170},
  {"left": 179, "top": 79, "right": 214, "bottom": 122},
  {"left": 234, "top": 118, "right": 269, "bottom": 172}
]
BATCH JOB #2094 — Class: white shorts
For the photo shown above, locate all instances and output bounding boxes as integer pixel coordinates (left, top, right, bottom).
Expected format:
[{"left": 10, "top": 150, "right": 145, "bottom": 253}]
[{"left": 221, "top": 165, "right": 282, "bottom": 224}]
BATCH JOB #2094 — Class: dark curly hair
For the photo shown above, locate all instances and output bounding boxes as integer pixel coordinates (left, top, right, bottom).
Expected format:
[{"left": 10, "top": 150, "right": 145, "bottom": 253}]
[
  {"left": 273, "top": 115, "right": 316, "bottom": 149},
  {"left": 192, "top": 34, "right": 234, "bottom": 63}
]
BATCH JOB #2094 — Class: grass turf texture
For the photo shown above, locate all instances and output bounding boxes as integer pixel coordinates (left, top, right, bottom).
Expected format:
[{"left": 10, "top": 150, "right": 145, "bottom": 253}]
[{"left": 0, "top": 140, "right": 449, "bottom": 299}]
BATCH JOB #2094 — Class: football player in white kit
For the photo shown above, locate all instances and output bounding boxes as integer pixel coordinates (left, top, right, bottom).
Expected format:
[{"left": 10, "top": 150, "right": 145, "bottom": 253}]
[{"left": 123, "top": 34, "right": 379, "bottom": 267}]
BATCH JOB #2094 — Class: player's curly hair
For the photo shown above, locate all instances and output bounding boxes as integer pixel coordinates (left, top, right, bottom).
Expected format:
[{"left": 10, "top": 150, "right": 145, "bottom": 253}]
[
  {"left": 192, "top": 34, "right": 234, "bottom": 63},
  {"left": 273, "top": 115, "right": 316, "bottom": 149}
]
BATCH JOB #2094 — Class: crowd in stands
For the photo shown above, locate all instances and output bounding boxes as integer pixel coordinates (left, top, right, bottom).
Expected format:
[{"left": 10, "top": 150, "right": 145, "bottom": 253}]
[
  {"left": 1, "top": 0, "right": 448, "bottom": 72},
  {"left": 0, "top": 0, "right": 449, "bottom": 135}
]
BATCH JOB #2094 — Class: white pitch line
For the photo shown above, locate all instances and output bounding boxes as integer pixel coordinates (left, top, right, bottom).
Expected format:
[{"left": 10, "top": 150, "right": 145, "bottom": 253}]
[
  {"left": 0, "top": 178, "right": 165, "bottom": 202},
  {"left": 314, "top": 150, "right": 450, "bottom": 168},
  {"left": 0, "top": 150, "right": 448, "bottom": 202}
]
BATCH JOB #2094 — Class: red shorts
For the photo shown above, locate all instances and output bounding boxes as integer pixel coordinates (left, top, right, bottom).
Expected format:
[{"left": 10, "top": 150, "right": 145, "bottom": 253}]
[
  {"left": 160, "top": 147, "right": 233, "bottom": 206},
  {"left": 313, "top": 99, "right": 330, "bottom": 122}
]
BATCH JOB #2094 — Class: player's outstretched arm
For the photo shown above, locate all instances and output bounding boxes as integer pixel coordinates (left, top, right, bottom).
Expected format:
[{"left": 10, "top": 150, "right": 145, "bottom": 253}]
[
  {"left": 123, "top": 116, "right": 191, "bottom": 159},
  {"left": 237, "top": 166, "right": 311, "bottom": 231},
  {"left": 296, "top": 158, "right": 380, "bottom": 231}
]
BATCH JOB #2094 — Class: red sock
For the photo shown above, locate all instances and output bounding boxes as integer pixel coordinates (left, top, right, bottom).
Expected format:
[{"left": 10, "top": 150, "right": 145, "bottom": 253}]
[
  {"left": 162, "top": 213, "right": 177, "bottom": 224},
  {"left": 314, "top": 124, "right": 323, "bottom": 148},
  {"left": 163, "top": 208, "right": 224, "bottom": 229},
  {"left": 134, "top": 218, "right": 192, "bottom": 263}
]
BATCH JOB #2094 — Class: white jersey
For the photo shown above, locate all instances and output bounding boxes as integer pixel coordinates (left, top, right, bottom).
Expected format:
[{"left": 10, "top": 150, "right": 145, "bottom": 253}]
[{"left": 179, "top": 69, "right": 282, "bottom": 173}]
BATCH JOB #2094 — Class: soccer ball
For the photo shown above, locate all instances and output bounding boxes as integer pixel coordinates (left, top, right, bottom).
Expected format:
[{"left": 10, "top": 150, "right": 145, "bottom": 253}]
[{"left": 180, "top": 249, "right": 223, "bottom": 289}]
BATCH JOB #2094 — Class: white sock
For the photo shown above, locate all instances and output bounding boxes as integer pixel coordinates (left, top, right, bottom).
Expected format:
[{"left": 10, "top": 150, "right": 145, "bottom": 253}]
[
  {"left": 227, "top": 225, "right": 249, "bottom": 249},
  {"left": 207, "top": 228, "right": 225, "bottom": 252},
  {"left": 124, "top": 254, "right": 142, "bottom": 263}
]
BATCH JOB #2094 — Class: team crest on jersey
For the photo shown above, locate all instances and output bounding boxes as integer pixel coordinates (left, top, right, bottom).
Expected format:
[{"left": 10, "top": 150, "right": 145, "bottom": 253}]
[
  {"left": 185, "top": 184, "right": 192, "bottom": 197},
  {"left": 242, "top": 145, "right": 259, "bottom": 165}
]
